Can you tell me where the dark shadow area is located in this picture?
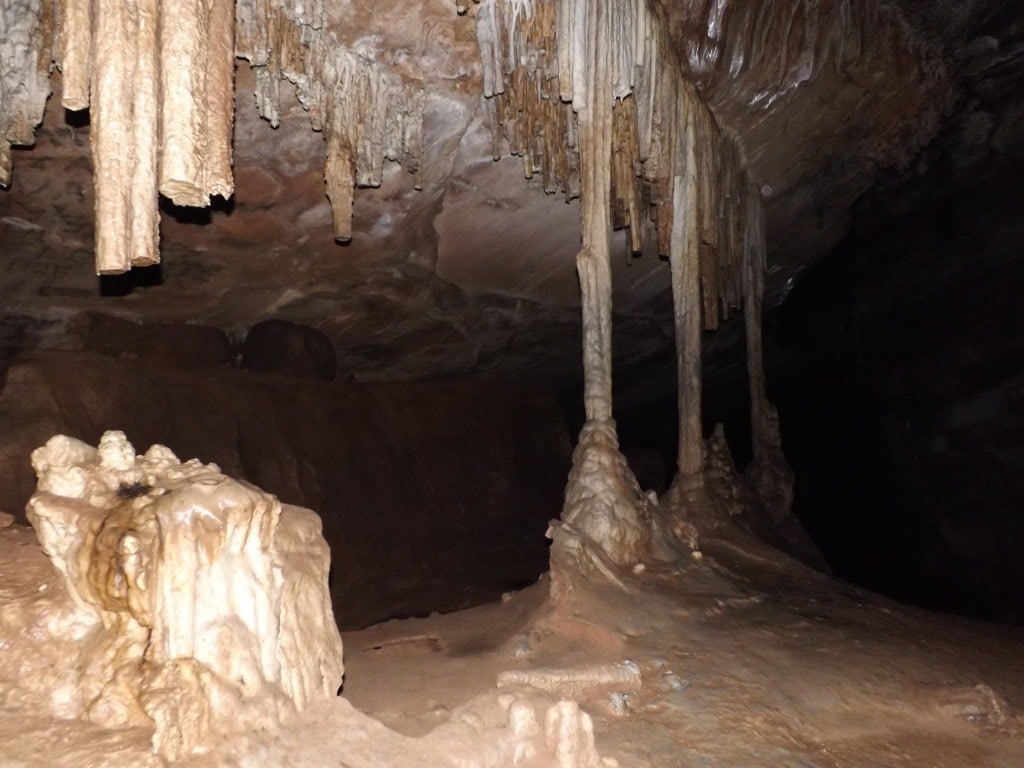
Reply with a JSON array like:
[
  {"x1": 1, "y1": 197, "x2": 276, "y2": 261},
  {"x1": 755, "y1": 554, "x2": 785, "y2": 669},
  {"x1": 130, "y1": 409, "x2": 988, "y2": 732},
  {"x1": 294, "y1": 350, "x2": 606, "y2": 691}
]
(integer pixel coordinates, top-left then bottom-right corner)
[
  {"x1": 768, "y1": 159, "x2": 1024, "y2": 625},
  {"x1": 99, "y1": 264, "x2": 163, "y2": 296},
  {"x1": 64, "y1": 108, "x2": 90, "y2": 128},
  {"x1": 159, "y1": 193, "x2": 235, "y2": 225}
]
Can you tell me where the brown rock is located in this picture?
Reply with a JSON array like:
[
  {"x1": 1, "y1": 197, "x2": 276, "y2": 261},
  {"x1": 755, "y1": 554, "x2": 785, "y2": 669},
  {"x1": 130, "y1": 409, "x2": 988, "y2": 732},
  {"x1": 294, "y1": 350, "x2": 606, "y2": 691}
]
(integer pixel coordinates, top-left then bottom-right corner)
[
  {"x1": 242, "y1": 319, "x2": 337, "y2": 381},
  {"x1": 80, "y1": 313, "x2": 235, "y2": 370}
]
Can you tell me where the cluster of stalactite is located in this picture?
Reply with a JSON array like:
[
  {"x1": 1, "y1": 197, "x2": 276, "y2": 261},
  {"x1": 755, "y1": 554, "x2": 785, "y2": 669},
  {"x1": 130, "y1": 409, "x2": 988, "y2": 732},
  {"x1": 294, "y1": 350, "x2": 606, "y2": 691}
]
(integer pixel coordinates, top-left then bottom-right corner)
[
  {"x1": 236, "y1": 0, "x2": 425, "y2": 242},
  {"x1": 476, "y1": 0, "x2": 760, "y2": 334},
  {"x1": 1, "y1": 0, "x2": 425, "y2": 271},
  {"x1": 49, "y1": 0, "x2": 237, "y2": 273},
  {"x1": 475, "y1": 0, "x2": 786, "y2": 560},
  {"x1": 0, "y1": 0, "x2": 53, "y2": 189}
]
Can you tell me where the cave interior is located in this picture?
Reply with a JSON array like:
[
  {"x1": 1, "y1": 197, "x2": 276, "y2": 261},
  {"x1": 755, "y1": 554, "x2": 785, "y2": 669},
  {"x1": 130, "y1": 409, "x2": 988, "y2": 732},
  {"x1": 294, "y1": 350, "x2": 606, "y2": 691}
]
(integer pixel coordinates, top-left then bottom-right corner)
[{"x1": 1, "y1": 0, "x2": 1023, "y2": 765}]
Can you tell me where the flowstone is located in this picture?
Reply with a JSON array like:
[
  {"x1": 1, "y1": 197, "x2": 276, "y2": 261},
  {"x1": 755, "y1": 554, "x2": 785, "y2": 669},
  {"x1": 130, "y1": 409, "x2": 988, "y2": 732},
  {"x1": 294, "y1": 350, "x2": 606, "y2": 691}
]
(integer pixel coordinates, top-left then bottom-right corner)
[{"x1": 26, "y1": 430, "x2": 344, "y2": 761}]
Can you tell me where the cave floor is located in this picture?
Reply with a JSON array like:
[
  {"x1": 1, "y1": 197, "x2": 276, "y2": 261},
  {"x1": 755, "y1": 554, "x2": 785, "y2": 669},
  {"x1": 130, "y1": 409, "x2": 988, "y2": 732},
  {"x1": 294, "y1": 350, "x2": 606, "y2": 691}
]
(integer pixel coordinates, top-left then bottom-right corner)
[
  {"x1": 1, "y1": 521, "x2": 1023, "y2": 767},
  {"x1": 337, "y1": 533, "x2": 1024, "y2": 767}
]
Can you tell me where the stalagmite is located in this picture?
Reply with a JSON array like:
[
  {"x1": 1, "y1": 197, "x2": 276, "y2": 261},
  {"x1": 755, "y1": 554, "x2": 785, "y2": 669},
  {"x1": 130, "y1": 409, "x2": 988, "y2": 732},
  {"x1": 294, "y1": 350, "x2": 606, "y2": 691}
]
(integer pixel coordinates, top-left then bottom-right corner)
[{"x1": 26, "y1": 431, "x2": 344, "y2": 762}]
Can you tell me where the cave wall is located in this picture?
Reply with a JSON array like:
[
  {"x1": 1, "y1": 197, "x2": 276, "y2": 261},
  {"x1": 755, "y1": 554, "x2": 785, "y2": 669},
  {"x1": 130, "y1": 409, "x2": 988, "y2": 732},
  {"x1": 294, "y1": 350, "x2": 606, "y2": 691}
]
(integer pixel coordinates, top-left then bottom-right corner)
[
  {"x1": 769, "y1": 158, "x2": 1024, "y2": 624},
  {"x1": 0, "y1": 347, "x2": 571, "y2": 629}
]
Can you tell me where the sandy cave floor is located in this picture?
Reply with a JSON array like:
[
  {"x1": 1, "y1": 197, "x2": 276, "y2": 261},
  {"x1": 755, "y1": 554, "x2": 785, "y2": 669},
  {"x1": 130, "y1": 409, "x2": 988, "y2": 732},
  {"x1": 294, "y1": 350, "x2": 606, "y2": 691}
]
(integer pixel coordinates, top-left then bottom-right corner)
[{"x1": 2, "y1": 519, "x2": 1023, "y2": 767}]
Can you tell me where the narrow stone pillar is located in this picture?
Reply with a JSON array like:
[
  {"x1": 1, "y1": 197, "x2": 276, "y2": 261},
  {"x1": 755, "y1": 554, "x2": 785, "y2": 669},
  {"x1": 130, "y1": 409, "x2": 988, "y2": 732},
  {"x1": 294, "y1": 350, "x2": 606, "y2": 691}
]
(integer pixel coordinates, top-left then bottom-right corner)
[
  {"x1": 669, "y1": 94, "x2": 705, "y2": 488},
  {"x1": 559, "y1": 0, "x2": 650, "y2": 569},
  {"x1": 742, "y1": 185, "x2": 794, "y2": 522},
  {"x1": 742, "y1": 185, "x2": 770, "y2": 457}
]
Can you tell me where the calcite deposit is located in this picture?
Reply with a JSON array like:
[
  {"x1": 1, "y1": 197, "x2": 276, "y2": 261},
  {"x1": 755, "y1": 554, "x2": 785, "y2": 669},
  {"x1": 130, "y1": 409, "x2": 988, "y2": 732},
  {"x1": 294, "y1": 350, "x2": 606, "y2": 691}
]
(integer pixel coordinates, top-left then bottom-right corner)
[{"x1": 24, "y1": 431, "x2": 344, "y2": 760}]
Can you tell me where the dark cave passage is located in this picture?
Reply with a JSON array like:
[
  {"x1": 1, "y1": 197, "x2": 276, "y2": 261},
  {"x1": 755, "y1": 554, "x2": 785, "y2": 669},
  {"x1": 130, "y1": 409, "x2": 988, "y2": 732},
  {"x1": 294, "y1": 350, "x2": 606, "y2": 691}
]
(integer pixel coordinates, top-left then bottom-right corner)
[{"x1": 766, "y1": 160, "x2": 1024, "y2": 625}]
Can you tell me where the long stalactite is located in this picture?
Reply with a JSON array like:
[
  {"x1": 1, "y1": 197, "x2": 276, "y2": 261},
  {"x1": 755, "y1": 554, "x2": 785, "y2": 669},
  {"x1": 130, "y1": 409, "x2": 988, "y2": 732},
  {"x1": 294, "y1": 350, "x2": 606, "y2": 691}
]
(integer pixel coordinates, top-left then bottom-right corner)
[{"x1": 0, "y1": 0, "x2": 52, "y2": 189}]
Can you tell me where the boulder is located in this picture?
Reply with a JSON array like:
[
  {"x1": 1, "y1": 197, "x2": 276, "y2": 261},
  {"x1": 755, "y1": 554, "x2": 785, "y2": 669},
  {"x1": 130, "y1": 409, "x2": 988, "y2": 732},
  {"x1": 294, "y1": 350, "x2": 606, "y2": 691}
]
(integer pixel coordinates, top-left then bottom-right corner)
[
  {"x1": 241, "y1": 319, "x2": 337, "y2": 381},
  {"x1": 80, "y1": 313, "x2": 235, "y2": 370}
]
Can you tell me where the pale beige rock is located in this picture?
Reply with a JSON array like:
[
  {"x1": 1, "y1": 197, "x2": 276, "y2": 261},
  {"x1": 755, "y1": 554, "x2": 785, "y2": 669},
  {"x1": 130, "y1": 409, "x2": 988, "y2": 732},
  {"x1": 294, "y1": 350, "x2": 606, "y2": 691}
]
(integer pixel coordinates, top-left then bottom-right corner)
[
  {"x1": 90, "y1": 0, "x2": 133, "y2": 274},
  {"x1": 0, "y1": 0, "x2": 52, "y2": 186},
  {"x1": 160, "y1": 0, "x2": 216, "y2": 206},
  {"x1": 560, "y1": 420, "x2": 651, "y2": 568},
  {"x1": 543, "y1": 701, "x2": 608, "y2": 768},
  {"x1": 129, "y1": 0, "x2": 160, "y2": 268},
  {"x1": 26, "y1": 430, "x2": 344, "y2": 761},
  {"x1": 59, "y1": 0, "x2": 91, "y2": 110},
  {"x1": 497, "y1": 660, "x2": 641, "y2": 698}
]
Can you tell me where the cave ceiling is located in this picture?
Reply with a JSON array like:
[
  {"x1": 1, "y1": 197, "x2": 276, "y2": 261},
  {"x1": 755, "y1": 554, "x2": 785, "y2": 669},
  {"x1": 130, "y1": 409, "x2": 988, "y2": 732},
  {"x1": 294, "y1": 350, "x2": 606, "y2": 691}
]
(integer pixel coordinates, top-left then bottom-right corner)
[{"x1": 0, "y1": 0, "x2": 1020, "y2": 397}]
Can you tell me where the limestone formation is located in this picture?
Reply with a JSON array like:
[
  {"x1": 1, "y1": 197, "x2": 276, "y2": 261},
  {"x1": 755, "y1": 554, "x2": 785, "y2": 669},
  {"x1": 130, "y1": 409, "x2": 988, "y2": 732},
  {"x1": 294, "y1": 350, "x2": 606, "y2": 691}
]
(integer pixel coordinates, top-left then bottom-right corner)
[
  {"x1": 476, "y1": 0, "x2": 788, "y2": 559},
  {"x1": 25, "y1": 431, "x2": 344, "y2": 761},
  {"x1": 0, "y1": 0, "x2": 53, "y2": 188},
  {"x1": 234, "y1": 0, "x2": 425, "y2": 242}
]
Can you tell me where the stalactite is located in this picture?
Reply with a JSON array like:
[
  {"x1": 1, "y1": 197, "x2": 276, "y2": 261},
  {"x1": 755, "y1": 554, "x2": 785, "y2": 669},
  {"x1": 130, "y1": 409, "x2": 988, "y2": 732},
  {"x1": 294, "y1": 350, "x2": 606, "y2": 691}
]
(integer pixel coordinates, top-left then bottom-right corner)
[
  {"x1": 0, "y1": 140, "x2": 11, "y2": 189},
  {"x1": 0, "y1": 0, "x2": 53, "y2": 189},
  {"x1": 205, "y1": 0, "x2": 236, "y2": 200},
  {"x1": 91, "y1": 0, "x2": 137, "y2": 274},
  {"x1": 324, "y1": 121, "x2": 355, "y2": 243},
  {"x1": 576, "y1": 0, "x2": 615, "y2": 424},
  {"x1": 129, "y1": 0, "x2": 159, "y2": 269},
  {"x1": 59, "y1": 0, "x2": 91, "y2": 110},
  {"x1": 235, "y1": 2, "x2": 425, "y2": 243},
  {"x1": 159, "y1": 0, "x2": 235, "y2": 207}
]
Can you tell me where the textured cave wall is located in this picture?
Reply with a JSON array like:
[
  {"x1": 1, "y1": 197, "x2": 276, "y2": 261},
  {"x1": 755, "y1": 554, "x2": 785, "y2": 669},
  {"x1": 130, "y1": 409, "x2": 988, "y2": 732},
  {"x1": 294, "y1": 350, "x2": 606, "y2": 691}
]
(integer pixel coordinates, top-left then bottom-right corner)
[
  {"x1": 766, "y1": 6, "x2": 1024, "y2": 624},
  {"x1": 0, "y1": 345, "x2": 571, "y2": 629},
  {"x1": 769, "y1": 155, "x2": 1024, "y2": 623}
]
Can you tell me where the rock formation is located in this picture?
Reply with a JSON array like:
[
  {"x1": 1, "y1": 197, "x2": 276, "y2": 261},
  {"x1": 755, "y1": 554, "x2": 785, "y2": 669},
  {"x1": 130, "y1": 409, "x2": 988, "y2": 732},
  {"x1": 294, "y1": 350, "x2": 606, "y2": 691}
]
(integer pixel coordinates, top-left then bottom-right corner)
[{"x1": 24, "y1": 431, "x2": 343, "y2": 760}]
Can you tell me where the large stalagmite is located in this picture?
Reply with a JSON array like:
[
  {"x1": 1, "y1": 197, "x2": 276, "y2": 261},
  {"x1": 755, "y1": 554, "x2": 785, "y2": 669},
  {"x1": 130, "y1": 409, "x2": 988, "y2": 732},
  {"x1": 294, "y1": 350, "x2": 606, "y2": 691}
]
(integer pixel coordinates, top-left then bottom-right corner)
[{"x1": 25, "y1": 431, "x2": 344, "y2": 761}]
